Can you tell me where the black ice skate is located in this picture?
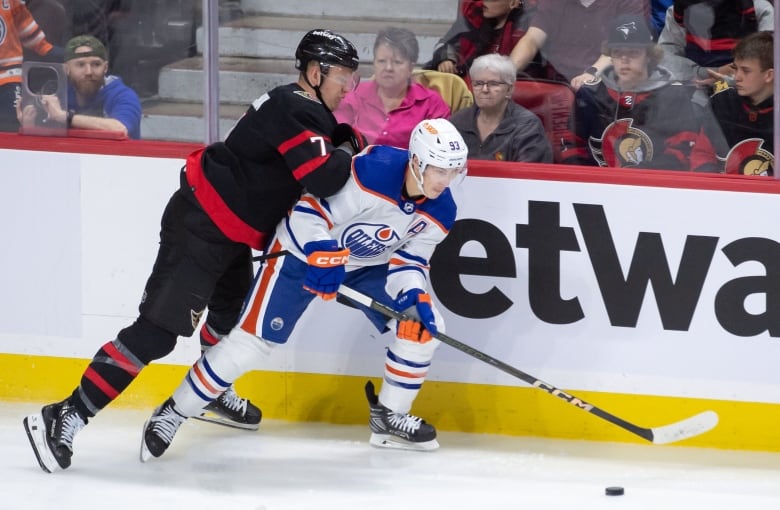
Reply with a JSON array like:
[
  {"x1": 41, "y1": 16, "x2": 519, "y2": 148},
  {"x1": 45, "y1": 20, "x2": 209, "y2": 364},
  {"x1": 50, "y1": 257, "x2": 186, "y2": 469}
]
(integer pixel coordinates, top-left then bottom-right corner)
[
  {"x1": 192, "y1": 385, "x2": 262, "y2": 430},
  {"x1": 365, "y1": 380, "x2": 439, "y2": 451},
  {"x1": 140, "y1": 398, "x2": 187, "y2": 462},
  {"x1": 23, "y1": 398, "x2": 87, "y2": 473}
]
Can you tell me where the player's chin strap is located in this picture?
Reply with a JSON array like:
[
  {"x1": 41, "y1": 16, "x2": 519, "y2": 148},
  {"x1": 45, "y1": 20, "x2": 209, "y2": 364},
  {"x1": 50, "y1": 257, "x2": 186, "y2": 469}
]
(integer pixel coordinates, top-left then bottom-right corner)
[
  {"x1": 302, "y1": 64, "x2": 332, "y2": 113},
  {"x1": 408, "y1": 160, "x2": 429, "y2": 199},
  {"x1": 336, "y1": 285, "x2": 720, "y2": 446}
]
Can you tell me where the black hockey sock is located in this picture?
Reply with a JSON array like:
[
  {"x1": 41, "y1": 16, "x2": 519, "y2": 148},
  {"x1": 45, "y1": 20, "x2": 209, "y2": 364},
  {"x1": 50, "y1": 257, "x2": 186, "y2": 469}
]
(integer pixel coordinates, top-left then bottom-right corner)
[{"x1": 73, "y1": 317, "x2": 176, "y2": 417}]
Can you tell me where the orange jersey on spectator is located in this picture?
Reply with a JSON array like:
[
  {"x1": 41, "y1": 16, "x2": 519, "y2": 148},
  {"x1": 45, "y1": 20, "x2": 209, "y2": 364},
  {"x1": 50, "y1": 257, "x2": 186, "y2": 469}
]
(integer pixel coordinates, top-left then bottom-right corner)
[{"x1": 0, "y1": 0, "x2": 53, "y2": 86}]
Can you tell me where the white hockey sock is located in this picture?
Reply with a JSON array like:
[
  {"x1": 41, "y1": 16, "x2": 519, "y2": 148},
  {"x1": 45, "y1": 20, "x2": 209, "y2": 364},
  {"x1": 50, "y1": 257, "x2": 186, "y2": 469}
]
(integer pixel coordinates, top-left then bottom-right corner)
[
  {"x1": 173, "y1": 327, "x2": 275, "y2": 417},
  {"x1": 377, "y1": 336, "x2": 440, "y2": 414}
]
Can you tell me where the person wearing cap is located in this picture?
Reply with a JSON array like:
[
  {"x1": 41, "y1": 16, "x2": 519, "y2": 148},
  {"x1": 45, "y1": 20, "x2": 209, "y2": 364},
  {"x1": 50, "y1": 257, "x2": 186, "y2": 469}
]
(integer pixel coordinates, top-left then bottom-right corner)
[
  {"x1": 508, "y1": 0, "x2": 645, "y2": 90},
  {"x1": 30, "y1": 35, "x2": 142, "y2": 139},
  {"x1": 559, "y1": 15, "x2": 721, "y2": 171},
  {"x1": 22, "y1": 29, "x2": 364, "y2": 473}
]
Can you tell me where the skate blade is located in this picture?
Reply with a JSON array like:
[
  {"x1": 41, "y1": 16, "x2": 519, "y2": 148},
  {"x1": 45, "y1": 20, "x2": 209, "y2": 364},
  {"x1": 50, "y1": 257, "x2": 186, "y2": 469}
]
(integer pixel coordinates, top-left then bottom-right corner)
[
  {"x1": 23, "y1": 413, "x2": 59, "y2": 473},
  {"x1": 369, "y1": 432, "x2": 439, "y2": 452},
  {"x1": 139, "y1": 418, "x2": 154, "y2": 463},
  {"x1": 191, "y1": 412, "x2": 259, "y2": 431}
]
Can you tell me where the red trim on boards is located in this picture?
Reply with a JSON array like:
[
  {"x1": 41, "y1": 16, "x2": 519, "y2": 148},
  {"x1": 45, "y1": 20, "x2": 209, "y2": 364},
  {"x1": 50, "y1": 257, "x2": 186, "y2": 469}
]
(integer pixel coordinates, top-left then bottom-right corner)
[
  {"x1": 0, "y1": 132, "x2": 202, "y2": 159},
  {"x1": 1, "y1": 132, "x2": 778, "y2": 194},
  {"x1": 468, "y1": 160, "x2": 780, "y2": 195}
]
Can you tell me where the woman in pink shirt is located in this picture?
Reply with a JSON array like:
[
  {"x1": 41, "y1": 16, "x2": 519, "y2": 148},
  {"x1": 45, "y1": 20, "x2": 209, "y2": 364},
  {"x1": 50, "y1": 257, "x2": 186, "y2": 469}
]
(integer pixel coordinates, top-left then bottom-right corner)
[{"x1": 335, "y1": 27, "x2": 451, "y2": 148}]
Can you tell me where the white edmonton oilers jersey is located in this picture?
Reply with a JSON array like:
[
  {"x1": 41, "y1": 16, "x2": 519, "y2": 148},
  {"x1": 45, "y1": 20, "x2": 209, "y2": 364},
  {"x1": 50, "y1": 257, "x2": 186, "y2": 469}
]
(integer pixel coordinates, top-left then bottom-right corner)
[{"x1": 275, "y1": 144, "x2": 457, "y2": 295}]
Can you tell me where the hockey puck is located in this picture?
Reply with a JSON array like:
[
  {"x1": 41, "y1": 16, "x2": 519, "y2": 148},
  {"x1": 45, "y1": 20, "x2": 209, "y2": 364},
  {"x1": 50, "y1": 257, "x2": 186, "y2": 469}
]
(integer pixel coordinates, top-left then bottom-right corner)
[{"x1": 605, "y1": 486, "x2": 625, "y2": 496}]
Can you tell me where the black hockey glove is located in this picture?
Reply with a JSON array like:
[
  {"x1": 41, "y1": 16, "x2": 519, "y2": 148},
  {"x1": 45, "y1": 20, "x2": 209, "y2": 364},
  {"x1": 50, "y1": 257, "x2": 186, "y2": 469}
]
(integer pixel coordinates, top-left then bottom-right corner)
[{"x1": 331, "y1": 123, "x2": 368, "y2": 155}]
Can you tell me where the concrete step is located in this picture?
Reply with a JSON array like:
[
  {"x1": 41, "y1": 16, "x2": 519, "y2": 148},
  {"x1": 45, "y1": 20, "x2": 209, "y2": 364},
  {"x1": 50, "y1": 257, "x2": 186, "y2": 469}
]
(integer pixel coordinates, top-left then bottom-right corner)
[
  {"x1": 158, "y1": 56, "x2": 378, "y2": 103},
  {"x1": 239, "y1": 0, "x2": 458, "y2": 21},
  {"x1": 159, "y1": 57, "x2": 295, "y2": 104},
  {"x1": 194, "y1": 15, "x2": 450, "y2": 61},
  {"x1": 141, "y1": 100, "x2": 247, "y2": 142},
  {"x1": 143, "y1": 6, "x2": 460, "y2": 142}
]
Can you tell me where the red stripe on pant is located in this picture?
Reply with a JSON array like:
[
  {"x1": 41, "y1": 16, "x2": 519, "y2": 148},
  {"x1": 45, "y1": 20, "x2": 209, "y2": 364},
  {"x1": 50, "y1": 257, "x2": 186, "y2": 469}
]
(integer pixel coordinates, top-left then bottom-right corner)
[{"x1": 83, "y1": 366, "x2": 120, "y2": 400}]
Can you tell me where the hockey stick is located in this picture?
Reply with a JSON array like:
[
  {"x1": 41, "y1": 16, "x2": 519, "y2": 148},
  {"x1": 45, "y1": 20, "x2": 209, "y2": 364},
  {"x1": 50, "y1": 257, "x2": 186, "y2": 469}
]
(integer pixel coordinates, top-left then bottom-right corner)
[
  {"x1": 252, "y1": 250, "x2": 290, "y2": 262},
  {"x1": 337, "y1": 286, "x2": 718, "y2": 445}
]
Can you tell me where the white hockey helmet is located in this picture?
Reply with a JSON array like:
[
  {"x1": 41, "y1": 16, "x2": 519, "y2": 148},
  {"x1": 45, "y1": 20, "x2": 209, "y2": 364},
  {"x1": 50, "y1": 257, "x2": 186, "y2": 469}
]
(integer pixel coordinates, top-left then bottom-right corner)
[{"x1": 408, "y1": 118, "x2": 469, "y2": 175}]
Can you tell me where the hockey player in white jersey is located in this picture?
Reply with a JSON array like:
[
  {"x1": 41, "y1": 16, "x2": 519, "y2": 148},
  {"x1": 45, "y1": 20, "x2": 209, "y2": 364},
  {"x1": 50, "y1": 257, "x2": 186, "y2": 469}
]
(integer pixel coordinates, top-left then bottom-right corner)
[{"x1": 140, "y1": 118, "x2": 468, "y2": 458}]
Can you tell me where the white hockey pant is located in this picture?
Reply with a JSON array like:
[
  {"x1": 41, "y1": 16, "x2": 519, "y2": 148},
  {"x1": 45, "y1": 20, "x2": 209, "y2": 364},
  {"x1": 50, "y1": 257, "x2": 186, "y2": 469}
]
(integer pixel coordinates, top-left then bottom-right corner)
[{"x1": 173, "y1": 327, "x2": 274, "y2": 417}]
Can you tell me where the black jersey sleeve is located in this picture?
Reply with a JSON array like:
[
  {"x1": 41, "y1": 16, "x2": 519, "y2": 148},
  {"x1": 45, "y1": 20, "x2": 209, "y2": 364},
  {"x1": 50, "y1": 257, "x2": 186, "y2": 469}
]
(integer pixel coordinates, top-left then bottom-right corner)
[{"x1": 225, "y1": 85, "x2": 352, "y2": 199}]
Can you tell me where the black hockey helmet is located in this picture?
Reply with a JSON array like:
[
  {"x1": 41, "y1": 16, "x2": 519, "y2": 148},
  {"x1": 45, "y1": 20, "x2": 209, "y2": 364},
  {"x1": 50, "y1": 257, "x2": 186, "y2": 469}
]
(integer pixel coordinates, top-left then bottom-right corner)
[{"x1": 295, "y1": 29, "x2": 359, "y2": 72}]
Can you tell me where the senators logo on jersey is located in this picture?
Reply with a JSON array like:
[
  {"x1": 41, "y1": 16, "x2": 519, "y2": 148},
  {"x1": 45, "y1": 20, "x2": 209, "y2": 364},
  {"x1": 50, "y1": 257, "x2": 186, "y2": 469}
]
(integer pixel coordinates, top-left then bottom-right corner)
[
  {"x1": 721, "y1": 138, "x2": 774, "y2": 176},
  {"x1": 589, "y1": 118, "x2": 654, "y2": 168}
]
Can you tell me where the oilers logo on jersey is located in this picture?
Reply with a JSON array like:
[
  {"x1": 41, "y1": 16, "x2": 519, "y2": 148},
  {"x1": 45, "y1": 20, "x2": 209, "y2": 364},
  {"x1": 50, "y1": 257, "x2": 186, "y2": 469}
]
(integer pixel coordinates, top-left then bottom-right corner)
[{"x1": 343, "y1": 223, "x2": 401, "y2": 259}]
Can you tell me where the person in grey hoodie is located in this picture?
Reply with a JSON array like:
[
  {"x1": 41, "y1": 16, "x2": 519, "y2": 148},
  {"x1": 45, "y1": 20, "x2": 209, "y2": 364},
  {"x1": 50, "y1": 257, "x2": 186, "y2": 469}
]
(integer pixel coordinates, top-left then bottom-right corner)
[
  {"x1": 451, "y1": 53, "x2": 552, "y2": 163},
  {"x1": 560, "y1": 15, "x2": 721, "y2": 172}
]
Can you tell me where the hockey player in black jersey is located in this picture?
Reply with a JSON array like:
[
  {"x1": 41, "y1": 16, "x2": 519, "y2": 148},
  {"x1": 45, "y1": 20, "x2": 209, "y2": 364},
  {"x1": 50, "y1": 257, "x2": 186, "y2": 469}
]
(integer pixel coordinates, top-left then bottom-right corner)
[
  {"x1": 23, "y1": 29, "x2": 366, "y2": 473},
  {"x1": 708, "y1": 31, "x2": 774, "y2": 176},
  {"x1": 560, "y1": 15, "x2": 721, "y2": 172}
]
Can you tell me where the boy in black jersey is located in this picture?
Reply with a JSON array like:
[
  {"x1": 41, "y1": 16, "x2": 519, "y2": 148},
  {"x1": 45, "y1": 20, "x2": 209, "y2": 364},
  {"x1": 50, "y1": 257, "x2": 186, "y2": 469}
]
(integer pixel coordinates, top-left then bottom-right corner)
[
  {"x1": 23, "y1": 29, "x2": 366, "y2": 473},
  {"x1": 709, "y1": 31, "x2": 774, "y2": 176}
]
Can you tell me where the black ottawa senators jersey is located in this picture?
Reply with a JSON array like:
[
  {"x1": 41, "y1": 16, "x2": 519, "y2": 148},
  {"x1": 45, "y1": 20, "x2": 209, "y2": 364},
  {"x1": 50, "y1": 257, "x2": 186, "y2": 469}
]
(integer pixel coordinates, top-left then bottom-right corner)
[
  {"x1": 183, "y1": 83, "x2": 352, "y2": 249},
  {"x1": 709, "y1": 87, "x2": 774, "y2": 176},
  {"x1": 569, "y1": 68, "x2": 720, "y2": 171}
]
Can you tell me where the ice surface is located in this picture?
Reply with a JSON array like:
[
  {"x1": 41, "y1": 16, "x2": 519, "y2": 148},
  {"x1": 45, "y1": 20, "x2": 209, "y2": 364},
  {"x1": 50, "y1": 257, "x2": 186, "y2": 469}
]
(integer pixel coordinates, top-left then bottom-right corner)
[{"x1": 4, "y1": 402, "x2": 780, "y2": 509}]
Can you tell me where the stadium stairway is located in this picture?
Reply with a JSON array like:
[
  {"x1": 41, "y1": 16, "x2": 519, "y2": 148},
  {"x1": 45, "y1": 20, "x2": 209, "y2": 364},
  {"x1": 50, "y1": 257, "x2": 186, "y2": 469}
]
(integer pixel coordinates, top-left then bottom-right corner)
[{"x1": 140, "y1": 0, "x2": 458, "y2": 142}]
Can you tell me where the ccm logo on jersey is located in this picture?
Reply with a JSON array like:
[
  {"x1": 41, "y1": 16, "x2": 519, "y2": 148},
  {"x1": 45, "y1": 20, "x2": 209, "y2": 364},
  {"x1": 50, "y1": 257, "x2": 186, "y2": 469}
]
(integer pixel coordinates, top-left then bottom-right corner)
[{"x1": 312, "y1": 254, "x2": 350, "y2": 266}]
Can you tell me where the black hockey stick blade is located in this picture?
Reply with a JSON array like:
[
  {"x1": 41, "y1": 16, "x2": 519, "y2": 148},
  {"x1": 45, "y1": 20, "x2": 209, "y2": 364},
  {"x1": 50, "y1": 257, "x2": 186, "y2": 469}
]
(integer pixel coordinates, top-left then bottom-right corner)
[
  {"x1": 337, "y1": 286, "x2": 719, "y2": 445},
  {"x1": 252, "y1": 250, "x2": 290, "y2": 262}
]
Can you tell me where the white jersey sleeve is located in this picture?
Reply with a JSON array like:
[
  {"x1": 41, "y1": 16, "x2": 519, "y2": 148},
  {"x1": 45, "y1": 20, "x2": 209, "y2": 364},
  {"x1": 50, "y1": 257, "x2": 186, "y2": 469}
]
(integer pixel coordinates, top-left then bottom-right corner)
[{"x1": 275, "y1": 145, "x2": 457, "y2": 299}]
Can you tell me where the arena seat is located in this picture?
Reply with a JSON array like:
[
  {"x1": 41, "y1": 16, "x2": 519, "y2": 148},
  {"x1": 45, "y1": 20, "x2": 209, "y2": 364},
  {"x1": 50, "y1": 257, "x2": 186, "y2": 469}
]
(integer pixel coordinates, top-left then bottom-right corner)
[{"x1": 512, "y1": 78, "x2": 575, "y2": 163}]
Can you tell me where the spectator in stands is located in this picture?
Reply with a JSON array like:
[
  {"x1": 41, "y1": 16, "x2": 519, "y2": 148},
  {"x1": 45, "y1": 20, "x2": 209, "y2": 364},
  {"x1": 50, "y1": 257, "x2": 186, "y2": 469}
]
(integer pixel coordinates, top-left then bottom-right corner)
[
  {"x1": 28, "y1": 35, "x2": 141, "y2": 138},
  {"x1": 658, "y1": 0, "x2": 774, "y2": 82},
  {"x1": 335, "y1": 27, "x2": 450, "y2": 148},
  {"x1": 451, "y1": 54, "x2": 551, "y2": 162},
  {"x1": 60, "y1": 0, "x2": 122, "y2": 45},
  {"x1": 650, "y1": 0, "x2": 673, "y2": 35},
  {"x1": 561, "y1": 15, "x2": 721, "y2": 171},
  {"x1": 508, "y1": 0, "x2": 645, "y2": 90},
  {"x1": 0, "y1": 0, "x2": 62, "y2": 132},
  {"x1": 25, "y1": 0, "x2": 68, "y2": 47},
  {"x1": 707, "y1": 31, "x2": 774, "y2": 176},
  {"x1": 426, "y1": 0, "x2": 546, "y2": 80}
]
